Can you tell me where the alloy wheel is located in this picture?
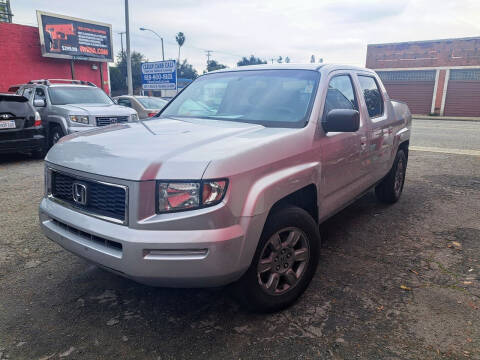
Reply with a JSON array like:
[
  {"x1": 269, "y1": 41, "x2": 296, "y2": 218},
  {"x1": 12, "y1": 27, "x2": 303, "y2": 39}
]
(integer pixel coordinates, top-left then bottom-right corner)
[{"x1": 257, "y1": 227, "x2": 310, "y2": 295}]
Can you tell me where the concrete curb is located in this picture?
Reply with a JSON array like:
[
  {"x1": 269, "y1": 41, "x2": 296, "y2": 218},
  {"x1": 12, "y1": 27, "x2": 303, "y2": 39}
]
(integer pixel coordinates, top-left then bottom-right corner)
[{"x1": 413, "y1": 115, "x2": 480, "y2": 122}]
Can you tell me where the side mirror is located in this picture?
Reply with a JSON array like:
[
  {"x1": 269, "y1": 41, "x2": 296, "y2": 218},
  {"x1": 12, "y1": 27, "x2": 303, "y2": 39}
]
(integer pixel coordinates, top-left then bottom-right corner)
[
  {"x1": 34, "y1": 99, "x2": 46, "y2": 107},
  {"x1": 322, "y1": 109, "x2": 360, "y2": 133}
]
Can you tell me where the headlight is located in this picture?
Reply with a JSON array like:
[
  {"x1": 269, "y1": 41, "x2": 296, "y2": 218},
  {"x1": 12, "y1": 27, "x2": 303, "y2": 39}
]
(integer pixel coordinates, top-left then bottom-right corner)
[
  {"x1": 157, "y1": 179, "x2": 228, "y2": 213},
  {"x1": 131, "y1": 113, "x2": 138, "y2": 121},
  {"x1": 69, "y1": 115, "x2": 90, "y2": 124}
]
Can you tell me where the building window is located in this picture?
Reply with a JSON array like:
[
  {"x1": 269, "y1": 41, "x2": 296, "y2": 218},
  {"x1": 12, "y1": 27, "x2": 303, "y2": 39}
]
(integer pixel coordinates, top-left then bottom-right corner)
[
  {"x1": 376, "y1": 70, "x2": 436, "y2": 82},
  {"x1": 450, "y1": 69, "x2": 480, "y2": 81}
]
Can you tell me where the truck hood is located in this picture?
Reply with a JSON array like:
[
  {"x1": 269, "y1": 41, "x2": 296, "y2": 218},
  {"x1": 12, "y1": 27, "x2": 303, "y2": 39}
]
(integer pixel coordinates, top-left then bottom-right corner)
[
  {"x1": 53, "y1": 103, "x2": 136, "y2": 116},
  {"x1": 45, "y1": 117, "x2": 292, "y2": 181}
]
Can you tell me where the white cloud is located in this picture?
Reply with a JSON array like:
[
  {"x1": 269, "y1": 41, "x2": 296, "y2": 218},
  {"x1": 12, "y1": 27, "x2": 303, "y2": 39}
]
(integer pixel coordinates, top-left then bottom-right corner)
[{"x1": 10, "y1": 0, "x2": 480, "y2": 72}]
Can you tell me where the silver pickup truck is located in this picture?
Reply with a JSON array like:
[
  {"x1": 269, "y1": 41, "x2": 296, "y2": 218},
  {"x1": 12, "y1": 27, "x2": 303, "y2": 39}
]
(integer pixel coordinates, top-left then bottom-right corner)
[
  {"x1": 11, "y1": 79, "x2": 138, "y2": 148},
  {"x1": 39, "y1": 64, "x2": 411, "y2": 312}
]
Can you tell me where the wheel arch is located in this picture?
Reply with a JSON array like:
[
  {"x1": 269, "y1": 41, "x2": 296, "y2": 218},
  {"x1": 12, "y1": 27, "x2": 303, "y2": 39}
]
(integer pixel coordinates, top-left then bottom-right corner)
[
  {"x1": 269, "y1": 184, "x2": 318, "y2": 223},
  {"x1": 47, "y1": 115, "x2": 68, "y2": 135},
  {"x1": 240, "y1": 162, "x2": 320, "y2": 221},
  {"x1": 398, "y1": 139, "x2": 409, "y2": 159}
]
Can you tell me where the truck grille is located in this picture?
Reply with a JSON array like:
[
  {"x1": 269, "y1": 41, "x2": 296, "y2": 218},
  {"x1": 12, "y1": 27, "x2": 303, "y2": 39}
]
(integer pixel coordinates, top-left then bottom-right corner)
[
  {"x1": 96, "y1": 116, "x2": 129, "y2": 126},
  {"x1": 51, "y1": 171, "x2": 127, "y2": 223}
]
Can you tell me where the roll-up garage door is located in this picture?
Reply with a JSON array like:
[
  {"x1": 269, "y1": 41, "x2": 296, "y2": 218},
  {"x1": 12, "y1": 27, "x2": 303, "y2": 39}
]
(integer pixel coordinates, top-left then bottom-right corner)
[
  {"x1": 376, "y1": 70, "x2": 436, "y2": 115},
  {"x1": 444, "y1": 69, "x2": 480, "y2": 117}
]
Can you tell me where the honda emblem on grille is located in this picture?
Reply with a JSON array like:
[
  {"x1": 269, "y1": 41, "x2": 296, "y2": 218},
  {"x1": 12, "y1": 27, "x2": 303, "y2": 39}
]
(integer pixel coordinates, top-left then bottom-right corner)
[
  {"x1": 109, "y1": 117, "x2": 117, "y2": 123},
  {"x1": 72, "y1": 182, "x2": 87, "y2": 205}
]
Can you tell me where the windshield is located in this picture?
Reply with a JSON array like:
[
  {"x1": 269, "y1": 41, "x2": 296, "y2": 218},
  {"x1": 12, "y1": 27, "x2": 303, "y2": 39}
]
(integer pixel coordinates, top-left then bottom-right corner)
[
  {"x1": 160, "y1": 69, "x2": 320, "y2": 128},
  {"x1": 48, "y1": 87, "x2": 113, "y2": 105},
  {"x1": 138, "y1": 97, "x2": 168, "y2": 109}
]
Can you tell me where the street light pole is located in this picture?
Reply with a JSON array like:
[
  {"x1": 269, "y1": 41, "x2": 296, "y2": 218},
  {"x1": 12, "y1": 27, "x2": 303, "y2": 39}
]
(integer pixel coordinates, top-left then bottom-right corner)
[
  {"x1": 124, "y1": 0, "x2": 133, "y2": 95},
  {"x1": 139, "y1": 27, "x2": 164, "y2": 61}
]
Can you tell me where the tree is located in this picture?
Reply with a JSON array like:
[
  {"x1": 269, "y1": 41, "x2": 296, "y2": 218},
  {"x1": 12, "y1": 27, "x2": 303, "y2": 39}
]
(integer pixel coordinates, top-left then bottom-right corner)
[
  {"x1": 178, "y1": 59, "x2": 198, "y2": 79},
  {"x1": 277, "y1": 56, "x2": 283, "y2": 63},
  {"x1": 310, "y1": 55, "x2": 315, "y2": 63},
  {"x1": 109, "y1": 51, "x2": 147, "y2": 93},
  {"x1": 207, "y1": 60, "x2": 227, "y2": 72},
  {"x1": 237, "y1": 55, "x2": 266, "y2": 66},
  {"x1": 285, "y1": 56, "x2": 290, "y2": 63},
  {"x1": 109, "y1": 65, "x2": 124, "y2": 93},
  {"x1": 318, "y1": 58, "x2": 323, "y2": 63},
  {"x1": 175, "y1": 32, "x2": 185, "y2": 65}
]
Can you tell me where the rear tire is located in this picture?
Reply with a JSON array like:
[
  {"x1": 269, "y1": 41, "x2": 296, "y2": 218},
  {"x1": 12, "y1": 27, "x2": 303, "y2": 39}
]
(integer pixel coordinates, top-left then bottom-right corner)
[
  {"x1": 375, "y1": 149, "x2": 407, "y2": 203},
  {"x1": 49, "y1": 125, "x2": 65, "y2": 148},
  {"x1": 232, "y1": 206, "x2": 320, "y2": 313}
]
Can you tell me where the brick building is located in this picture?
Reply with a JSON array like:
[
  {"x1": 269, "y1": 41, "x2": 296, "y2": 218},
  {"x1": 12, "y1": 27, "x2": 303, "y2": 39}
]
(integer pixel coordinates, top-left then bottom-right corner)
[
  {"x1": 366, "y1": 37, "x2": 480, "y2": 117},
  {"x1": 0, "y1": 22, "x2": 110, "y2": 94}
]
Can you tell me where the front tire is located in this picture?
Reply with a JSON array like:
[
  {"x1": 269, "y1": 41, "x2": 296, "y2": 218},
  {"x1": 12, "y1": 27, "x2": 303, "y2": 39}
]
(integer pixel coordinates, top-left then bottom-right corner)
[
  {"x1": 375, "y1": 149, "x2": 407, "y2": 203},
  {"x1": 232, "y1": 206, "x2": 320, "y2": 313},
  {"x1": 49, "y1": 125, "x2": 65, "y2": 148}
]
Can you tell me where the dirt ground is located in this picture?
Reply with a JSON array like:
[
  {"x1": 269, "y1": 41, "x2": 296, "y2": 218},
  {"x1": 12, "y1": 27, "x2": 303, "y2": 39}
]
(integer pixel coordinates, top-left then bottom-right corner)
[{"x1": 0, "y1": 120, "x2": 479, "y2": 359}]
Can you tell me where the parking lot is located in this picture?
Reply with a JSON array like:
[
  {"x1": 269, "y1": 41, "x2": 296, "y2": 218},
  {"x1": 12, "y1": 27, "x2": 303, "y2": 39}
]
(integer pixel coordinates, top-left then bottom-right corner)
[{"x1": 0, "y1": 119, "x2": 479, "y2": 360}]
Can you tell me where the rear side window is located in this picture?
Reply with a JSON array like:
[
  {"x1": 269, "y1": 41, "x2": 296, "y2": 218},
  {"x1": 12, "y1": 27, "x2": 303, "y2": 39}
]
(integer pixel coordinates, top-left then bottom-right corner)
[
  {"x1": 117, "y1": 98, "x2": 132, "y2": 107},
  {"x1": 358, "y1": 76, "x2": 383, "y2": 118},
  {"x1": 323, "y1": 75, "x2": 358, "y2": 117}
]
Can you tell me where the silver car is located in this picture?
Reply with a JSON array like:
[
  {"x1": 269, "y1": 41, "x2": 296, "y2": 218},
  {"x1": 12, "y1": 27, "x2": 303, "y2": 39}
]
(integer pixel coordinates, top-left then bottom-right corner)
[
  {"x1": 39, "y1": 64, "x2": 411, "y2": 312},
  {"x1": 114, "y1": 95, "x2": 168, "y2": 119},
  {"x1": 11, "y1": 79, "x2": 138, "y2": 148}
]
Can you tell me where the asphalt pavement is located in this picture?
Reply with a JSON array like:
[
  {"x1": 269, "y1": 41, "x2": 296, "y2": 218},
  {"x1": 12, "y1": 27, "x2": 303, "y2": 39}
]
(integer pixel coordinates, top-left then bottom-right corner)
[{"x1": 0, "y1": 119, "x2": 479, "y2": 360}]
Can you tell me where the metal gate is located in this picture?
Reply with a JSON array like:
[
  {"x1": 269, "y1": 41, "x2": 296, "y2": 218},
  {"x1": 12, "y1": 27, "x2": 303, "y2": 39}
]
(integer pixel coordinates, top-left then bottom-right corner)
[
  {"x1": 444, "y1": 69, "x2": 480, "y2": 117},
  {"x1": 377, "y1": 70, "x2": 436, "y2": 115}
]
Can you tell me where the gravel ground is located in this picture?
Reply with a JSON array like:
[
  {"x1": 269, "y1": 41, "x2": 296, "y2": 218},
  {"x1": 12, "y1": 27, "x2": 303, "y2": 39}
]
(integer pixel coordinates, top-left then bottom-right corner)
[{"x1": 0, "y1": 120, "x2": 479, "y2": 359}]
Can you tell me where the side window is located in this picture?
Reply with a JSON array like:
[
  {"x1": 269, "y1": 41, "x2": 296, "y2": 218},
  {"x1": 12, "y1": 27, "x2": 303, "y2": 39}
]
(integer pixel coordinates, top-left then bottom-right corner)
[
  {"x1": 22, "y1": 87, "x2": 35, "y2": 101},
  {"x1": 358, "y1": 76, "x2": 384, "y2": 118},
  {"x1": 35, "y1": 88, "x2": 46, "y2": 101},
  {"x1": 323, "y1": 75, "x2": 358, "y2": 117},
  {"x1": 117, "y1": 98, "x2": 132, "y2": 107}
]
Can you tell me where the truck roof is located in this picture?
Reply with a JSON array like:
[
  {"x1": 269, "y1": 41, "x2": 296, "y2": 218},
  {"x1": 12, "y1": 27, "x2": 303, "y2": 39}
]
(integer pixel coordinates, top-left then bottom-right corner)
[{"x1": 209, "y1": 63, "x2": 375, "y2": 74}]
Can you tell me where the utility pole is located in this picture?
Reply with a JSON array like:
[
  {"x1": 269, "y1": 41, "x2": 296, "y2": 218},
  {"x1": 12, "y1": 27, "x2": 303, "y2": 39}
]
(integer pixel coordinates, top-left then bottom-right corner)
[
  {"x1": 124, "y1": 0, "x2": 133, "y2": 95},
  {"x1": 0, "y1": 0, "x2": 13, "y2": 23},
  {"x1": 205, "y1": 50, "x2": 213, "y2": 72},
  {"x1": 118, "y1": 31, "x2": 126, "y2": 55},
  {"x1": 270, "y1": 58, "x2": 275, "y2": 64},
  {"x1": 205, "y1": 50, "x2": 213, "y2": 64}
]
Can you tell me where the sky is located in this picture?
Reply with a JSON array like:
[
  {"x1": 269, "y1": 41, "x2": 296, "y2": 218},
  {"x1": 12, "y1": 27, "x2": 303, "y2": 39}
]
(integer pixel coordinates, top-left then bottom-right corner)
[{"x1": 10, "y1": 0, "x2": 480, "y2": 73}]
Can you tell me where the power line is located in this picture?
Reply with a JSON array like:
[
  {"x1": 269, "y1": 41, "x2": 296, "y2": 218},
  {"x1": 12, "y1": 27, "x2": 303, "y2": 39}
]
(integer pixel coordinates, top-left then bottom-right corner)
[{"x1": 135, "y1": 31, "x2": 244, "y2": 60}]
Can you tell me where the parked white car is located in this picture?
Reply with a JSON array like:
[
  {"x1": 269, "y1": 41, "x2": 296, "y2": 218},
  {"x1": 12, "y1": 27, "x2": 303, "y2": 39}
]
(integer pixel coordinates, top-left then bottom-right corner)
[{"x1": 114, "y1": 95, "x2": 168, "y2": 119}]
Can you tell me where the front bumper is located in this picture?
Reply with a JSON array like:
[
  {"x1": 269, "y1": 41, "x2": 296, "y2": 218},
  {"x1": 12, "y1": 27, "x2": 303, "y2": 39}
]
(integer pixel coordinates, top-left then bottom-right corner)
[
  {"x1": 67, "y1": 126, "x2": 95, "y2": 134},
  {"x1": 39, "y1": 197, "x2": 256, "y2": 287}
]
